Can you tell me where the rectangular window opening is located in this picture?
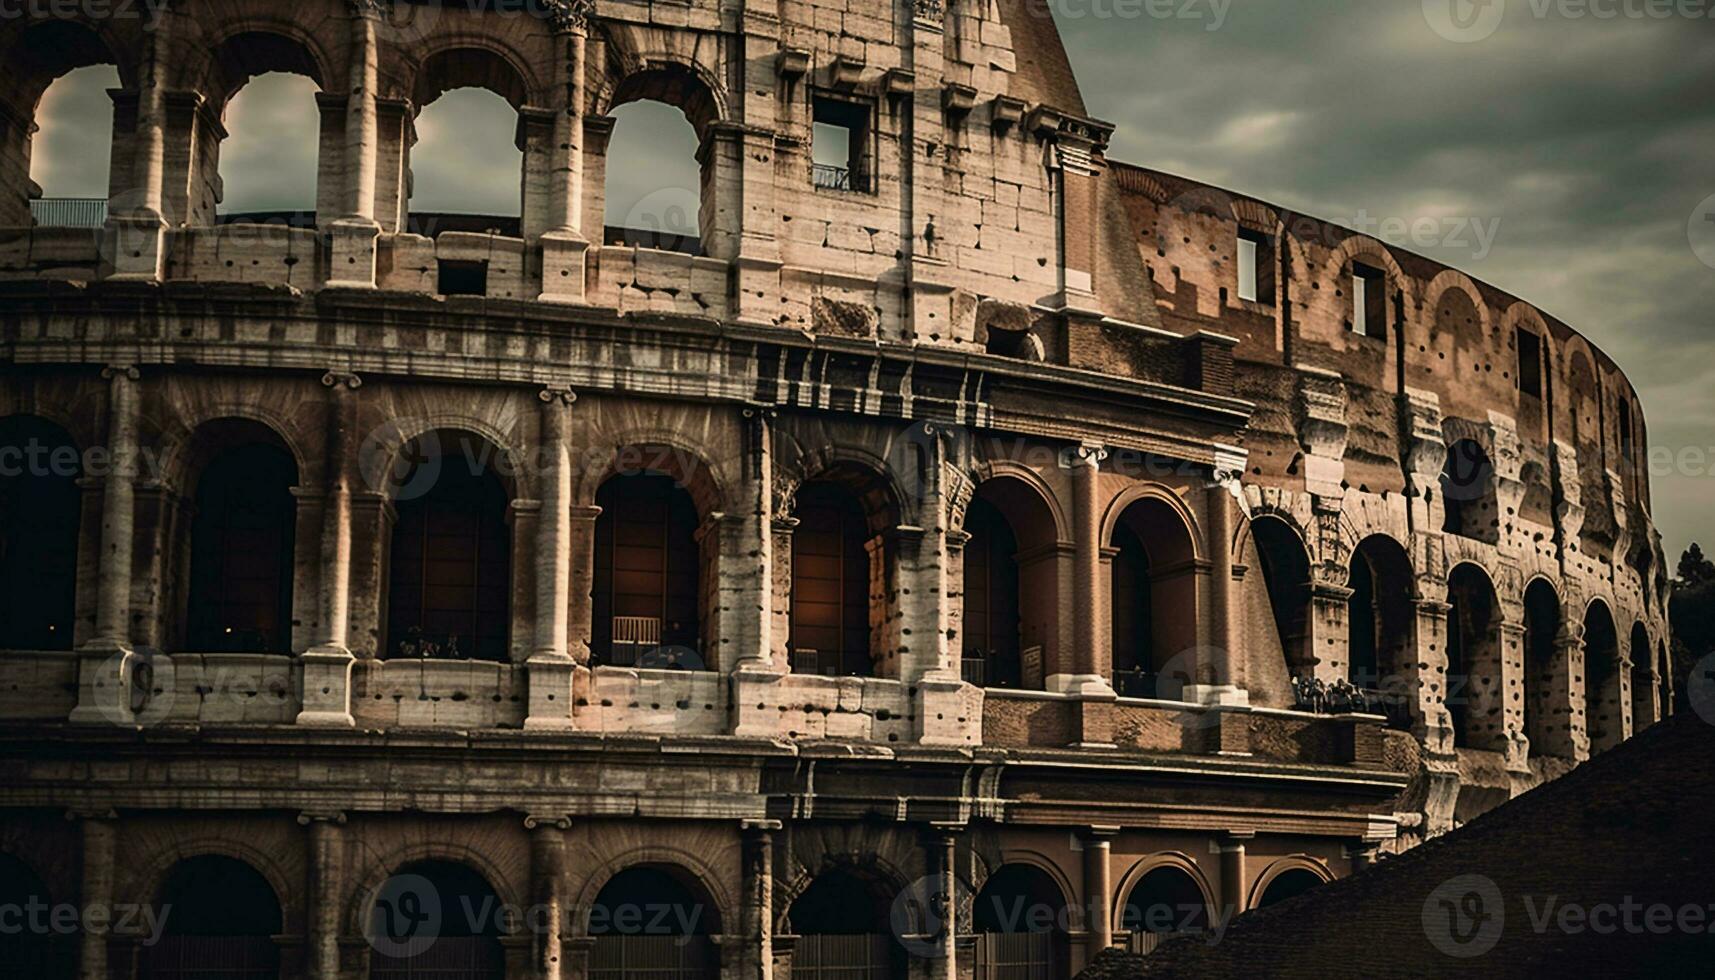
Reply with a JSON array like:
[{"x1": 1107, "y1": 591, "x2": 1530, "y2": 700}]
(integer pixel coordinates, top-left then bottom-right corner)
[
  {"x1": 1618, "y1": 398, "x2": 1634, "y2": 458},
  {"x1": 438, "y1": 259, "x2": 488, "y2": 297},
  {"x1": 1517, "y1": 328, "x2": 1544, "y2": 399},
  {"x1": 812, "y1": 96, "x2": 872, "y2": 194},
  {"x1": 1237, "y1": 228, "x2": 1276, "y2": 305},
  {"x1": 1352, "y1": 263, "x2": 1387, "y2": 338}
]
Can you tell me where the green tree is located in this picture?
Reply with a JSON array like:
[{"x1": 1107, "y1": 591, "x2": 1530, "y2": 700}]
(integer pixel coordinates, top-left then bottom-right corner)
[{"x1": 1670, "y1": 544, "x2": 1715, "y2": 712}]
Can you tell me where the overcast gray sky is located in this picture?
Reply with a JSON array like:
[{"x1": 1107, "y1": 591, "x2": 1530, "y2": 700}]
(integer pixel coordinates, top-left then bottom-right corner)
[{"x1": 29, "y1": 2, "x2": 1714, "y2": 562}]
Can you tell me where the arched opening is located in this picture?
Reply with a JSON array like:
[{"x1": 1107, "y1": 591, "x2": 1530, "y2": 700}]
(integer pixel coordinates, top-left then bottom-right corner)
[
  {"x1": 1629, "y1": 623, "x2": 1655, "y2": 732},
  {"x1": 1120, "y1": 866, "x2": 1210, "y2": 954},
  {"x1": 183, "y1": 422, "x2": 299, "y2": 654},
  {"x1": 1109, "y1": 497, "x2": 1198, "y2": 699},
  {"x1": 1523, "y1": 579, "x2": 1566, "y2": 758},
  {"x1": 140, "y1": 855, "x2": 282, "y2": 980},
  {"x1": 384, "y1": 431, "x2": 513, "y2": 662},
  {"x1": 963, "y1": 478, "x2": 1059, "y2": 690},
  {"x1": 4, "y1": 20, "x2": 120, "y2": 227},
  {"x1": 209, "y1": 33, "x2": 326, "y2": 223},
  {"x1": 788, "y1": 867, "x2": 905, "y2": 980},
  {"x1": 593, "y1": 472, "x2": 704, "y2": 669},
  {"x1": 1253, "y1": 868, "x2": 1325, "y2": 909},
  {"x1": 1440, "y1": 439, "x2": 1499, "y2": 544},
  {"x1": 1249, "y1": 516, "x2": 1312, "y2": 679},
  {"x1": 1446, "y1": 563, "x2": 1504, "y2": 750},
  {"x1": 789, "y1": 471, "x2": 899, "y2": 679},
  {"x1": 0, "y1": 416, "x2": 81, "y2": 650},
  {"x1": 969, "y1": 864, "x2": 1070, "y2": 979},
  {"x1": 369, "y1": 860, "x2": 505, "y2": 980},
  {"x1": 0, "y1": 854, "x2": 67, "y2": 975},
  {"x1": 589, "y1": 865, "x2": 719, "y2": 980},
  {"x1": 29, "y1": 63, "x2": 120, "y2": 227},
  {"x1": 407, "y1": 48, "x2": 528, "y2": 238},
  {"x1": 963, "y1": 498, "x2": 1020, "y2": 687},
  {"x1": 602, "y1": 67, "x2": 718, "y2": 254},
  {"x1": 1346, "y1": 536, "x2": 1414, "y2": 727},
  {"x1": 1583, "y1": 600, "x2": 1622, "y2": 754}
]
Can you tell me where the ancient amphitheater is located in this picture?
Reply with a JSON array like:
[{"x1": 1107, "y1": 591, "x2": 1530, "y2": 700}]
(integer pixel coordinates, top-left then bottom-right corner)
[{"x1": 0, "y1": 1, "x2": 1673, "y2": 978}]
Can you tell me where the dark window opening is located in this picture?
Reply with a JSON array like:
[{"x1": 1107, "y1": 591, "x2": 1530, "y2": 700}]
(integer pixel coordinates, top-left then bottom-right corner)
[
  {"x1": 1523, "y1": 579, "x2": 1563, "y2": 758},
  {"x1": 790, "y1": 482, "x2": 874, "y2": 678},
  {"x1": 369, "y1": 861, "x2": 505, "y2": 980},
  {"x1": 1110, "y1": 523, "x2": 1159, "y2": 698},
  {"x1": 962, "y1": 497, "x2": 1022, "y2": 689},
  {"x1": 0, "y1": 417, "x2": 81, "y2": 650},
  {"x1": 1517, "y1": 328, "x2": 1544, "y2": 399},
  {"x1": 140, "y1": 856, "x2": 282, "y2": 980},
  {"x1": 1255, "y1": 869, "x2": 1325, "y2": 909},
  {"x1": 186, "y1": 443, "x2": 299, "y2": 653},
  {"x1": 593, "y1": 473, "x2": 703, "y2": 669},
  {"x1": 813, "y1": 96, "x2": 872, "y2": 193},
  {"x1": 972, "y1": 865, "x2": 1070, "y2": 979},
  {"x1": 438, "y1": 259, "x2": 489, "y2": 296},
  {"x1": 386, "y1": 449, "x2": 511, "y2": 662},
  {"x1": 590, "y1": 867, "x2": 718, "y2": 980},
  {"x1": 1352, "y1": 262, "x2": 1387, "y2": 338},
  {"x1": 1618, "y1": 398, "x2": 1634, "y2": 459},
  {"x1": 789, "y1": 869, "x2": 906, "y2": 980},
  {"x1": 1121, "y1": 867, "x2": 1209, "y2": 954},
  {"x1": 1237, "y1": 228, "x2": 1275, "y2": 305}
]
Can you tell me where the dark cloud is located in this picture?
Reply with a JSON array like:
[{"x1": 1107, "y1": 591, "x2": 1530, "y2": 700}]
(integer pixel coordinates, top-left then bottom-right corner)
[{"x1": 27, "y1": 3, "x2": 1714, "y2": 557}]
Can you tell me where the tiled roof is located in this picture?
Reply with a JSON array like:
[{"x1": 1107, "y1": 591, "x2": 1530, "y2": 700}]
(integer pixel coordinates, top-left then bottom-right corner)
[{"x1": 1078, "y1": 710, "x2": 1715, "y2": 978}]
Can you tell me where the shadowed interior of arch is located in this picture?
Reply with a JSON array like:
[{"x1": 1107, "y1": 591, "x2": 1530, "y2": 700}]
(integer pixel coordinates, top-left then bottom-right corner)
[
  {"x1": 788, "y1": 867, "x2": 906, "y2": 979},
  {"x1": 140, "y1": 855, "x2": 281, "y2": 980},
  {"x1": 0, "y1": 415, "x2": 81, "y2": 651},
  {"x1": 593, "y1": 472, "x2": 704, "y2": 669},
  {"x1": 970, "y1": 863, "x2": 1072, "y2": 979},
  {"x1": 369, "y1": 860, "x2": 504, "y2": 980},
  {"x1": 588, "y1": 865, "x2": 719, "y2": 980},
  {"x1": 1120, "y1": 865, "x2": 1210, "y2": 951},
  {"x1": 1110, "y1": 496, "x2": 1198, "y2": 699}
]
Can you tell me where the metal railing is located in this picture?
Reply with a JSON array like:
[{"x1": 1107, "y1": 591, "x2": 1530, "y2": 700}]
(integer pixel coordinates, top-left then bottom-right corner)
[
  {"x1": 791, "y1": 934, "x2": 897, "y2": 980},
  {"x1": 589, "y1": 935, "x2": 716, "y2": 980},
  {"x1": 29, "y1": 198, "x2": 107, "y2": 228},
  {"x1": 813, "y1": 163, "x2": 870, "y2": 193}
]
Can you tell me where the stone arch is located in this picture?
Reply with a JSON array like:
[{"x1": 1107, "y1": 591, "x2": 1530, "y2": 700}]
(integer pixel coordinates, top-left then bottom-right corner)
[
  {"x1": 968, "y1": 460, "x2": 1069, "y2": 545},
  {"x1": 1582, "y1": 597, "x2": 1623, "y2": 753},
  {"x1": 775, "y1": 851, "x2": 912, "y2": 934},
  {"x1": 597, "y1": 58, "x2": 726, "y2": 141},
  {"x1": 781, "y1": 445, "x2": 914, "y2": 534},
  {"x1": 1447, "y1": 562, "x2": 1506, "y2": 751},
  {"x1": 125, "y1": 836, "x2": 297, "y2": 931},
  {"x1": 343, "y1": 840, "x2": 525, "y2": 939},
  {"x1": 1629, "y1": 620, "x2": 1656, "y2": 732},
  {"x1": 358, "y1": 414, "x2": 531, "y2": 503},
  {"x1": 1440, "y1": 435, "x2": 1500, "y2": 544},
  {"x1": 1422, "y1": 270, "x2": 1494, "y2": 340},
  {"x1": 1115, "y1": 853, "x2": 1216, "y2": 939},
  {"x1": 962, "y1": 471, "x2": 1065, "y2": 688},
  {"x1": 572, "y1": 845, "x2": 736, "y2": 936},
  {"x1": 1104, "y1": 487, "x2": 1205, "y2": 695},
  {"x1": 1521, "y1": 575, "x2": 1569, "y2": 758},
  {"x1": 2, "y1": 18, "x2": 132, "y2": 225},
  {"x1": 410, "y1": 41, "x2": 537, "y2": 112},
  {"x1": 993, "y1": 848, "x2": 1083, "y2": 931},
  {"x1": 155, "y1": 406, "x2": 311, "y2": 498},
  {"x1": 200, "y1": 25, "x2": 332, "y2": 113},
  {"x1": 575, "y1": 434, "x2": 730, "y2": 520},
  {"x1": 1246, "y1": 856, "x2": 1332, "y2": 910},
  {"x1": 1345, "y1": 534, "x2": 1415, "y2": 710},
  {"x1": 1246, "y1": 513, "x2": 1314, "y2": 678}
]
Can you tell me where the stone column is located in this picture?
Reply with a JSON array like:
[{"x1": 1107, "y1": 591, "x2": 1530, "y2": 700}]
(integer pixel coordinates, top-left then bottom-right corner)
[
  {"x1": 73, "y1": 810, "x2": 117, "y2": 980},
  {"x1": 300, "y1": 373, "x2": 361, "y2": 727},
  {"x1": 727, "y1": 409, "x2": 775, "y2": 675},
  {"x1": 738, "y1": 820, "x2": 780, "y2": 980},
  {"x1": 107, "y1": 9, "x2": 168, "y2": 280},
  {"x1": 526, "y1": 814, "x2": 571, "y2": 980},
  {"x1": 327, "y1": 0, "x2": 383, "y2": 288},
  {"x1": 1307, "y1": 582, "x2": 1353, "y2": 685},
  {"x1": 1082, "y1": 828, "x2": 1115, "y2": 955},
  {"x1": 1217, "y1": 832, "x2": 1251, "y2": 920},
  {"x1": 539, "y1": 0, "x2": 592, "y2": 302},
  {"x1": 70, "y1": 367, "x2": 139, "y2": 725},
  {"x1": 300, "y1": 811, "x2": 346, "y2": 980},
  {"x1": 568, "y1": 504, "x2": 601, "y2": 668},
  {"x1": 926, "y1": 827, "x2": 959, "y2": 979},
  {"x1": 528, "y1": 388, "x2": 578, "y2": 730},
  {"x1": 769, "y1": 517, "x2": 797, "y2": 671},
  {"x1": 1411, "y1": 599, "x2": 1454, "y2": 754},
  {"x1": 1062, "y1": 446, "x2": 1115, "y2": 746},
  {"x1": 1497, "y1": 620, "x2": 1531, "y2": 769},
  {"x1": 1187, "y1": 478, "x2": 1247, "y2": 706},
  {"x1": 1556, "y1": 619, "x2": 1589, "y2": 761}
]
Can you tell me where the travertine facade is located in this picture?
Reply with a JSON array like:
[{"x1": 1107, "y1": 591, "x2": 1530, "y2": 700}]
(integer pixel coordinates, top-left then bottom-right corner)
[{"x1": 0, "y1": 1, "x2": 1670, "y2": 978}]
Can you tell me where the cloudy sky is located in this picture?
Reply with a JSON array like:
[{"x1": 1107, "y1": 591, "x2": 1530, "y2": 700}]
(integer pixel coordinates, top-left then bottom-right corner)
[{"x1": 30, "y1": 1, "x2": 1714, "y2": 561}]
